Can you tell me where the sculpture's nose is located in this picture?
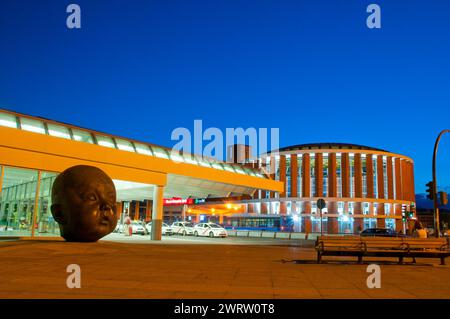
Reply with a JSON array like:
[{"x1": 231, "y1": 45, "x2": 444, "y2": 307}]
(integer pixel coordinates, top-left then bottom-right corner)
[{"x1": 100, "y1": 202, "x2": 113, "y2": 215}]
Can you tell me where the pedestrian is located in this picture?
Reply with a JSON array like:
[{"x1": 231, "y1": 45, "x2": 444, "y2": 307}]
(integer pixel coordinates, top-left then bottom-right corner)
[
  {"x1": 413, "y1": 222, "x2": 427, "y2": 239},
  {"x1": 124, "y1": 214, "x2": 131, "y2": 236}
]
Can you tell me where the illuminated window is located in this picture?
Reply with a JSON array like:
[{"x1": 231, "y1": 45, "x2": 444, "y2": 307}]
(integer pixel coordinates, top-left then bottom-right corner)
[
  {"x1": 115, "y1": 139, "x2": 135, "y2": 153},
  {"x1": 47, "y1": 123, "x2": 71, "y2": 139},
  {"x1": 20, "y1": 117, "x2": 45, "y2": 134},
  {"x1": 72, "y1": 129, "x2": 94, "y2": 144},
  {"x1": 96, "y1": 135, "x2": 116, "y2": 148},
  {"x1": 134, "y1": 143, "x2": 153, "y2": 155},
  {"x1": 196, "y1": 156, "x2": 212, "y2": 168},
  {"x1": 169, "y1": 151, "x2": 184, "y2": 163},
  {"x1": 152, "y1": 146, "x2": 169, "y2": 159},
  {"x1": 182, "y1": 154, "x2": 199, "y2": 165},
  {"x1": 0, "y1": 112, "x2": 17, "y2": 128}
]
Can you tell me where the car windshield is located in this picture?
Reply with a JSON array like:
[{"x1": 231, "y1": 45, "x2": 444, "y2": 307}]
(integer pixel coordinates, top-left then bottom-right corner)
[
  {"x1": 162, "y1": 223, "x2": 169, "y2": 227},
  {"x1": 208, "y1": 223, "x2": 222, "y2": 228},
  {"x1": 182, "y1": 222, "x2": 194, "y2": 227}
]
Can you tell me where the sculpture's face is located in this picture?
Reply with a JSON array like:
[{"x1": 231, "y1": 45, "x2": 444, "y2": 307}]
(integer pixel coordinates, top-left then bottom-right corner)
[{"x1": 52, "y1": 166, "x2": 118, "y2": 242}]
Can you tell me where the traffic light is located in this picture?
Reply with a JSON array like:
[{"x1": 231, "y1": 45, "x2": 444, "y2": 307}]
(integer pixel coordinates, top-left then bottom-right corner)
[
  {"x1": 401, "y1": 206, "x2": 406, "y2": 221},
  {"x1": 439, "y1": 191, "x2": 448, "y2": 206},
  {"x1": 426, "y1": 181, "x2": 435, "y2": 200}
]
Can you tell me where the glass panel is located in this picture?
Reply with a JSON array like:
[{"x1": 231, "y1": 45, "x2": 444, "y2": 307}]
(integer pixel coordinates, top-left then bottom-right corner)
[
  {"x1": 0, "y1": 167, "x2": 39, "y2": 236},
  {"x1": 211, "y1": 162, "x2": 224, "y2": 170},
  {"x1": 244, "y1": 167, "x2": 256, "y2": 176},
  {"x1": 134, "y1": 143, "x2": 153, "y2": 156},
  {"x1": 182, "y1": 154, "x2": 199, "y2": 165},
  {"x1": 36, "y1": 172, "x2": 59, "y2": 237},
  {"x1": 169, "y1": 151, "x2": 184, "y2": 163},
  {"x1": 0, "y1": 112, "x2": 17, "y2": 128},
  {"x1": 72, "y1": 129, "x2": 94, "y2": 144},
  {"x1": 96, "y1": 135, "x2": 116, "y2": 148},
  {"x1": 195, "y1": 156, "x2": 212, "y2": 167},
  {"x1": 115, "y1": 138, "x2": 135, "y2": 153},
  {"x1": 223, "y1": 164, "x2": 236, "y2": 173},
  {"x1": 233, "y1": 166, "x2": 246, "y2": 174},
  {"x1": 47, "y1": 123, "x2": 71, "y2": 139},
  {"x1": 152, "y1": 146, "x2": 169, "y2": 159},
  {"x1": 20, "y1": 117, "x2": 46, "y2": 134}
]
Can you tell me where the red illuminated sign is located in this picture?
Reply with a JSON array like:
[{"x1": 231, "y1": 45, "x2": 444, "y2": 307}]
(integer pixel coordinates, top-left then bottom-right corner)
[{"x1": 163, "y1": 197, "x2": 194, "y2": 206}]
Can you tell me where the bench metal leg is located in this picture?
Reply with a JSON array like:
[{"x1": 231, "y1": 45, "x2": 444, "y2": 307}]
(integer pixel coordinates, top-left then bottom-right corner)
[
  {"x1": 357, "y1": 255, "x2": 363, "y2": 264},
  {"x1": 398, "y1": 256, "x2": 403, "y2": 265},
  {"x1": 317, "y1": 252, "x2": 322, "y2": 263},
  {"x1": 441, "y1": 257, "x2": 446, "y2": 266}
]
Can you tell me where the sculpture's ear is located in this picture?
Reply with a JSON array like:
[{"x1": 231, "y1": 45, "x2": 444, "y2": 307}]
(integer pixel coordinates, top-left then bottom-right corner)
[{"x1": 51, "y1": 204, "x2": 65, "y2": 225}]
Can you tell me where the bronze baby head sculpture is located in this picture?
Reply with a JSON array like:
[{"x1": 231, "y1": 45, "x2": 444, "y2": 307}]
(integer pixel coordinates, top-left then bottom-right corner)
[{"x1": 51, "y1": 165, "x2": 118, "y2": 242}]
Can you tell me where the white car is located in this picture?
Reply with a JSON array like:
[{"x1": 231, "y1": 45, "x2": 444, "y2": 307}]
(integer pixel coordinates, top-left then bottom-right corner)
[
  {"x1": 145, "y1": 222, "x2": 173, "y2": 236},
  {"x1": 193, "y1": 223, "x2": 228, "y2": 238},
  {"x1": 171, "y1": 221, "x2": 195, "y2": 236},
  {"x1": 130, "y1": 221, "x2": 147, "y2": 235}
]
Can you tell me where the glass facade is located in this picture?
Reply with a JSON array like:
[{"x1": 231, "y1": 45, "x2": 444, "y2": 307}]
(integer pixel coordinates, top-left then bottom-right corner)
[
  {"x1": 0, "y1": 167, "x2": 39, "y2": 236},
  {"x1": 0, "y1": 166, "x2": 61, "y2": 237}
]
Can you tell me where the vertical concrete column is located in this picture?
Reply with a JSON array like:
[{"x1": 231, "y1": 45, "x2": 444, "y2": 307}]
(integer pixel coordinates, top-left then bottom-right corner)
[
  {"x1": 116, "y1": 202, "x2": 123, "y2": 220},
  {"x1": 269, "y1": 156, "x2": 276, "y2": 198},
  {"x1": 261, "y1": 202, "x2": 268, "y2": 214},
  {"x1": 290, "y1": 154, "x2": 298, "y2": 198},
  {"x1": 326, "y1": 152, "x2": 338, "y2": 234},
  {"x1": 395, "y1": 158, "x2": 403, "y2": 200},
  {"x1": 146, "y1": 200, "x2": 152, "y2": 221},
  {"x1": 301, "y1": 154, "x2": 311, "y2": 233},
  {"x1": 387, "y1": 156, "x2": 394, "y2": 200},
  {"x1": 328, "y1": 153, "x2": 337, "y2": 197},
  {"x1": 354, "y1": 154, "x2": 364, "y2": 233},
  {"x1": 401, "y1": 159, "x2": 408, "y2": 201},
  {"x1": 302, "y1": 153, "x2": 310, "y2": 197},
  {"x1": 377, "y1": 203, "x2": 386, "y2": 228},
  {"x1": 408, "y1": 161, "x2": 415, "y2": 202},
  {"x1": 219, "y1": 214, "x2": 224, "y2": 224},
  {"x1": 280, "y1": 202, "x2": 287, "y2": 215},
  {"x1": 354, "y1": 154, "x2": 362, "y2": 198},
  {"x1": 366, "y1": 155, "x2": 374, "y2": 198},
  {"x1": 315, "y1": 153, "x2": 323, "y2": 197},
  {"x1": 328, "y1": 216, "x2": 339, "y2": 234},
  {"x1": 377, "y1": 156, "x2": 385, "y2": 199},
  {"x1": 354, "y1": 205, "x2": 364, "y2": 234},
  {"x1": 279, "y1": 155, "x2": 286, "y2": 198},
  {"x1": 341, "y1": 153, "x2": 350, "y2": 198},
  {"x1": 151, "y1": 185, "x2": 165, "y2": 240},
  {"x1": 376, "y1": 156, "x2": 385, "y2": 228},
  {"x1": 134, "y1": 201, "x2": 140, "y2": 220},
  {"x1": 302, "y1": 201, "x2": 312, "y2": 233}
]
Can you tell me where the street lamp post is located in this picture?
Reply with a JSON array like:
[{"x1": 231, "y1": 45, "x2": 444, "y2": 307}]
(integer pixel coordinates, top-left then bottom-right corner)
[
  {"x1": 317, "y1": 198, "x2": 326, "y2": 237},
  {"x1": 432, "y1": 130, "x2": 450, "y2": 238}
]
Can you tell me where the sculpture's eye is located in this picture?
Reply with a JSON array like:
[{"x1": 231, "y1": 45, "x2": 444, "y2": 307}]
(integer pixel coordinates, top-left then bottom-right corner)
[{"x1": 85, "y1": 193, "x2": 98, "y2": 201}]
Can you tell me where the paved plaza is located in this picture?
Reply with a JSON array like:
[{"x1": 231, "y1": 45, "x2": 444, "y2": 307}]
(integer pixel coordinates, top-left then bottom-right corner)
[{"x1": 1, "y1": 237, "x2": 450, "y2": 299}]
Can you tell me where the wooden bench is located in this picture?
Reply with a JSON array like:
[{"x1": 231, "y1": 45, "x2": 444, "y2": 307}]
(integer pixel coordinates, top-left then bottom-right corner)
[{"x1": 315, "y1": 236, "x2": 450, "y2": 265}]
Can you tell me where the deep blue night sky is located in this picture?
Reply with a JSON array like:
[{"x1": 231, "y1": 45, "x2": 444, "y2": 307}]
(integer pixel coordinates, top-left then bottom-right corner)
[{"x1": 0, "y1": 0, "x2": 449, "y2": 193}]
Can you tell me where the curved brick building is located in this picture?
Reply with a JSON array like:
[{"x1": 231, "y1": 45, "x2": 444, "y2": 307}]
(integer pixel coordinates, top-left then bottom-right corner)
[{"x1": 246, "y1": 143, "x2": 415, "y2": 234}]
